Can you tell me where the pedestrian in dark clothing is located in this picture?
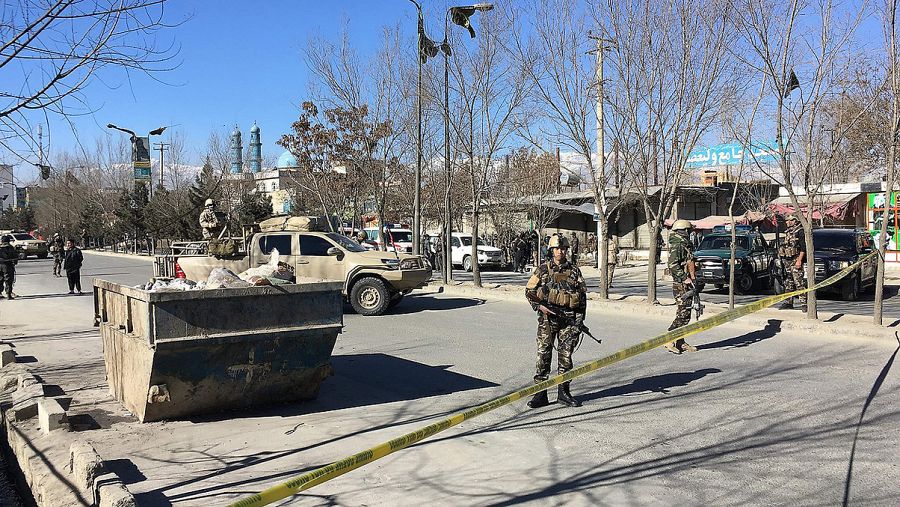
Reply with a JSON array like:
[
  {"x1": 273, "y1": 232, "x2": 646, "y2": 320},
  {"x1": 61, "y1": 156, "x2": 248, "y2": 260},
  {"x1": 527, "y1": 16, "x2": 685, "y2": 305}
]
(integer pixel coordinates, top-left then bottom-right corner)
[
  {"x1": 0, "y1": 235, "x2": 18, "y2": 299},
  {"x1": 63, "y1": 239, "x2": 84, "y2": 295}
]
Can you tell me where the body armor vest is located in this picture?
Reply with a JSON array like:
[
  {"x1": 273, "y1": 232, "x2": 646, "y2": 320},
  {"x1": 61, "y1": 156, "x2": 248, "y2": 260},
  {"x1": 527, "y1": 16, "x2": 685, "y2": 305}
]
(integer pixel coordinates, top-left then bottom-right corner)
[{"x1": 537, "y1": 263, "x2": 581, "y2": 309}]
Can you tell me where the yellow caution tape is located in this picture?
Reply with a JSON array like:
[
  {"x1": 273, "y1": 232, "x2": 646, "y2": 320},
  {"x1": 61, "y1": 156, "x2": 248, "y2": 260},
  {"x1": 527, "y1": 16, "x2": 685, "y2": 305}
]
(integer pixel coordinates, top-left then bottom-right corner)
[{"x1": 229, "y1": 251, "x2": 876, "y2": 507}]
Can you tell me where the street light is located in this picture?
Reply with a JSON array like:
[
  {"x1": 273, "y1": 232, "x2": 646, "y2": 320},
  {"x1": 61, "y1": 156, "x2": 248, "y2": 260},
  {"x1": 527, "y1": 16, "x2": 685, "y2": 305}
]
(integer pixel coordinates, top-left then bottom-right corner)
[
  {"x1": 106, "y1": 123, "x2": 167, "y2": 198},
  {"x1": 408, "y1": 0, "x2": 439, "y2": 257},
  {"x1": 441, "y1": 3, "x2": 493, "y2": 284}
]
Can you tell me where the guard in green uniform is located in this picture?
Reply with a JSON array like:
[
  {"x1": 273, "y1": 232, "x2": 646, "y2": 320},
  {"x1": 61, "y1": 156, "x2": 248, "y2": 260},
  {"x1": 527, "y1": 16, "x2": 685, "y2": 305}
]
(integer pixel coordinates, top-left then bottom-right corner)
[
  {"x1": 778, "y1": 214, "x2": 807, "y2": 310},
  {"x1": 665, "y1": 220, "x2": 698, "y2": 354}
]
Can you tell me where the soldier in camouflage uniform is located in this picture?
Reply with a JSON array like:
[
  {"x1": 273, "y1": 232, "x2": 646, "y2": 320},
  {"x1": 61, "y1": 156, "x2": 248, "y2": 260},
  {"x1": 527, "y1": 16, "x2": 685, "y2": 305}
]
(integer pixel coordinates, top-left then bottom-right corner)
[
  {"x1": 778, "y1": 214, "x2": 807, "y2": 310},
  {"x1": 525, "y1": 233, "x2": 588, "y2": 408},
  {"x1": 665, "y1": 220, "x2": 698, "y2": 354}
]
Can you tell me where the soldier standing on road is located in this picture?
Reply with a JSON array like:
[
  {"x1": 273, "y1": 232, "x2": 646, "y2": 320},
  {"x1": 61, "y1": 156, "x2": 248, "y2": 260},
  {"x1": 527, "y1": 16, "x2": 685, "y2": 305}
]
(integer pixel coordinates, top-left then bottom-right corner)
[
  {"x1": 525, "y1": 233, "x2": 588, "y2": 408},
  {"x1": 434, "y1": 232, "x2": 444, "y2": 274},
  {"x1": 0, "y1": 235, "x2": 18, "y2": 299},
  {"x1": 199, "y1": 199, "x2": 222, "y2": 240},
  {"x1": 665, "y1": 220, "x2": 699, "y2": 354},
  {"x1": 570, "y1": 232, "x2": 580, "y2": 264},
  {"x1": 778, "y1": 214, "x2": 807, "y2": 310},
  {"x1": 607, "y1": 235, "x2": 620, "y2": 290},
  {"x1": 50, "y1": 233, "x2": 64, "y2": 277}
]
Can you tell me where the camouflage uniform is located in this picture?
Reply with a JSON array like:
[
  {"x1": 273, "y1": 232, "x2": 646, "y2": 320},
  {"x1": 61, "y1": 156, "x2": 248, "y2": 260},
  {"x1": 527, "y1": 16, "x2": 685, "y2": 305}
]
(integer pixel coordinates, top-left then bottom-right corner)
[
  {"x1": 778, "y1": 222, "x2": 807, "y2": 306},
  {"x1": 525, "y1": 259, "x2": 587, "y2": 382},
  {"x1": 199, "y1": 208, "x2": 221, "y2": 240},
  {"x1": 667, "y1": 232, "x2": 694, "y2": 332}
]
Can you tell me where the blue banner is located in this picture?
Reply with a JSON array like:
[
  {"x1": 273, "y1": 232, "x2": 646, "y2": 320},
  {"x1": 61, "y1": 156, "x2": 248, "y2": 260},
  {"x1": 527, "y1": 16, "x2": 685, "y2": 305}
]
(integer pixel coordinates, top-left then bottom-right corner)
[{"x1": 686, "y1": 141, "x2": 779, "y2": 169}]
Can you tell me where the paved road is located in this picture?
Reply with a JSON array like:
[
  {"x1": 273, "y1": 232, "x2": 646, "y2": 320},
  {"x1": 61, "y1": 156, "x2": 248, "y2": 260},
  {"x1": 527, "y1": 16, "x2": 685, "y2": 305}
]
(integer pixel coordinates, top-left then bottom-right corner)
[
  {"x1": 448, "y1": 264, "x2": 900, "y2": 321},
  {"x1": 2, "y1": 253, "x2": 899, "y2": 505}
]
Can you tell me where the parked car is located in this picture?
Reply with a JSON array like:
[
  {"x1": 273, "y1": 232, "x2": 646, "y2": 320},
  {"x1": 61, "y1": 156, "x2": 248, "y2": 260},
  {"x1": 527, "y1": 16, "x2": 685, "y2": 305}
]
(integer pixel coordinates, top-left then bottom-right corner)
[
  {"x1": 2, "y1": 231, "x2": 49, "y2": 259},
  {"x1": 694, "y1": 227, "x2": 775, "y2": 294},
  {"x1": 363, "y1": 226, "x2": 413, "y2": 253},
  {"x1": 802, "y1": 228, "x2": 876, "y2": 301},
  {"x1": 450, "y1": 233, "x2": 503, "y2": 271}
]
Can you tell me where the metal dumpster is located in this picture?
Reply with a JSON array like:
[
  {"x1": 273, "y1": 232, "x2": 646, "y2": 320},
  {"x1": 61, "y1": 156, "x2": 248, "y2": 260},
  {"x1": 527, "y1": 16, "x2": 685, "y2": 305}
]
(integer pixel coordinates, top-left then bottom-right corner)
[{"x1": 93, "y1": 278, "x2": 343, "y2": 422}]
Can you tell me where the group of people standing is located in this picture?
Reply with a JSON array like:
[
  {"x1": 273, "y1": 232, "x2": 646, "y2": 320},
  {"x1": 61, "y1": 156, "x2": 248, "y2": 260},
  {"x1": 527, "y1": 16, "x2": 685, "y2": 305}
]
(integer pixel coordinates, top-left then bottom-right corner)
[{"x1": 0, "y1": 233, "x2": 84, "y2": 300}]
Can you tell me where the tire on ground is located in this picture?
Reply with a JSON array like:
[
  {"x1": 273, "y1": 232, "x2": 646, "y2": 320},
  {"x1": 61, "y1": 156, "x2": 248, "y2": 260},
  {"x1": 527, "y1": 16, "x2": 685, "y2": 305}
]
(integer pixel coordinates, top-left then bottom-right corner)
[{"x1": 350, "y1": 276, "x2": 391, "y2": 316}]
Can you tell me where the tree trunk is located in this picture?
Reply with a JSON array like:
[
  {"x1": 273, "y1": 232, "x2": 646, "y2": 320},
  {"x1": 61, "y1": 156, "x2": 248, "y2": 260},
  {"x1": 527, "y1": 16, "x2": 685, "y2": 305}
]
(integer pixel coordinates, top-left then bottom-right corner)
[
  {"x1": 803, "y1": 209, "x2": 817, "y2": 320},
  {"x1": 727, "y1": 185, "x2": 740, "y2": 309},
  {"x1": 647, "y1": 224, "x2": 659, "y2": 304},
  {"x1": 598, "y1": 213, "x2": 609, "y2": 299},
  {"x1": 472, "y1": 210, "x2": 482, "y2": 287},
  {"x1": 876, "y1": 2, "x2": 899, "y2": 325}
]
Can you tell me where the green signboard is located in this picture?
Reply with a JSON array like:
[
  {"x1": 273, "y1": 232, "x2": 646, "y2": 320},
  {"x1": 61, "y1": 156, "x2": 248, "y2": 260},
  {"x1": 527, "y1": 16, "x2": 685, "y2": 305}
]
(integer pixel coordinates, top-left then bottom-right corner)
[{"x1": 867, "y1": 192, "x2": 899, "y2": 250}]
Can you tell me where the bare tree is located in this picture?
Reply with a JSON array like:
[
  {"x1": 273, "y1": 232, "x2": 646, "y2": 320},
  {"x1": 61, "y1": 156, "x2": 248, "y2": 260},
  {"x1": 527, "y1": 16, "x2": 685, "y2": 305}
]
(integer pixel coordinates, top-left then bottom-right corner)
[
  {"x1": 0, "y1": 0, "x2": 179, "y2": 157},
  {"x1": 510, "y1": 0, "x2": 615, "y2": 296},
  {"x1": 732, "y1": 0, "x2": 867, "y2": 319},
  {"x1": 447, "y1": 12, "x2": 527, "y2": 286},
  {"x1": 602, "y1": 0, "x2": 737, "y2": 304},
  {"x1": 875, "y1": 0, "x2": 900, "y2": 325}
]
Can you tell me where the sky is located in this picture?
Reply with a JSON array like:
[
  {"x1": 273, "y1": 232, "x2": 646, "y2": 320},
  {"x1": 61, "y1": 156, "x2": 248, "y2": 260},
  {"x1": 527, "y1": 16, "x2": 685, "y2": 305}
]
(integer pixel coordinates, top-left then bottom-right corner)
[
  {"x1": 3, "y1": 0, "x2": 883, "y2": 186},
  {"x1": 10, "y1": 0, "x2": 439, "y2": 183}
]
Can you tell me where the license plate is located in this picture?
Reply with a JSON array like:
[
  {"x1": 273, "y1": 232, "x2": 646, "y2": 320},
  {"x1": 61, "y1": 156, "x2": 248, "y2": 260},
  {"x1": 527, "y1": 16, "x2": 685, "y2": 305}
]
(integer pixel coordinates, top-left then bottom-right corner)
[{"x1": 703, "y1": 271, "x2": 713, "y2": 277}]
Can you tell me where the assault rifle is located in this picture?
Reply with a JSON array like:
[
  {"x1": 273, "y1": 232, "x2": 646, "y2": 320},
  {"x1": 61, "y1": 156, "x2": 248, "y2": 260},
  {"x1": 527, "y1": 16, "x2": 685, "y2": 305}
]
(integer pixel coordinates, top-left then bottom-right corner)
[
  {"x1": 545, "y1": 306, "x2": 601, "y2": 344},
  {"x1": 680, "y1": 285, "x2": 705, "y2": 322}
]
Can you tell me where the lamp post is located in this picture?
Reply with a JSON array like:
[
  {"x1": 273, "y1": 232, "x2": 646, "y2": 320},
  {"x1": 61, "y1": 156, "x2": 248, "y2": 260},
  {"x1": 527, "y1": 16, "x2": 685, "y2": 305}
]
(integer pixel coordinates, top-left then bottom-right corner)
[
  {"x1": 440, "y1": 3, "x2": 493, "y2": 284},
  {"x1": 106, "y1": 123, "x2": 167, "y2": 198}
]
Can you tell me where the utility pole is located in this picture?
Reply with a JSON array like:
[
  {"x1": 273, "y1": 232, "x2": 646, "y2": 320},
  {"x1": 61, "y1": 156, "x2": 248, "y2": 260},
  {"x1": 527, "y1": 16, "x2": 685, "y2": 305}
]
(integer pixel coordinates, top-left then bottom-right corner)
[
  {"x1": 154, "y1": 142, "x2": 170, "y2": 190},
  {"x1": 589, "y1": 32, "x2": 616, "y2": 297}
]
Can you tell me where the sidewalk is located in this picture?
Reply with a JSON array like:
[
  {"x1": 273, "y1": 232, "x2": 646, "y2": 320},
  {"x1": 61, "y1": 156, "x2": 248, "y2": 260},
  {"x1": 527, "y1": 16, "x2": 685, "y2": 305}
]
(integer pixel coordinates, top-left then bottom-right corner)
[{"x1": 430, "y1": 279, "x2": 900, "y2": 341}]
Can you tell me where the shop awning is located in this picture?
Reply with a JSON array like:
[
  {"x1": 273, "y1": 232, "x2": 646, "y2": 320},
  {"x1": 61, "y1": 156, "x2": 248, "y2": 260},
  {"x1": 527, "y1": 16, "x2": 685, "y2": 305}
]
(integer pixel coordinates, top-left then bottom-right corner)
[
  {"x1": 664, "y1": 214, "x2": 755, "y2": 230},
  {"x1": 767, "y1": 194, "x2": 858, "y2": 221}
]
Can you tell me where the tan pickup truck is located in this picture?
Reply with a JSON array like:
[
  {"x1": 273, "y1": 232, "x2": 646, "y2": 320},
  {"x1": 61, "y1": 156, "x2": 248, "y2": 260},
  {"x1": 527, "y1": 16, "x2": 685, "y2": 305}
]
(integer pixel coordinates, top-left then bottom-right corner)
[{"x1": 154, "y1": 230, "x2": 431, "y2": 316}]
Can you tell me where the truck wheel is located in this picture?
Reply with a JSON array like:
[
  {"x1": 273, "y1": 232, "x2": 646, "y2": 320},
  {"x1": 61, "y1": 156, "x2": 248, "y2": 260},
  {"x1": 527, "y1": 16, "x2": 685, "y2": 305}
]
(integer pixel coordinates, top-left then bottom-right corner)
[
  {"x1": 736, "y1": 272, "x2": 755, "y2": 295},
  {"x1": 17, "y1": 251, "x2": 26, "y2": 260},
  {"x1": 350, "y1": 277, "x2": 390, "y2": 316},
  {"x1": 463, "y1": 256, "x2": 473, "y2": 272},
  {"x1": 841, "y1": 273, "x2": 860, "y2": 301}
]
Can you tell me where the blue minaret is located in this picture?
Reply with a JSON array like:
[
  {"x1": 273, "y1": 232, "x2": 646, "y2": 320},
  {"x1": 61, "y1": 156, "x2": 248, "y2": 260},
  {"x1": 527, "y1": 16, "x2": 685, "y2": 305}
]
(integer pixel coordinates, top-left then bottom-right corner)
[
  {"x1": 249, "y1": 123, "x2": 262, "y2": 173},
  {"x1": 230, "y1": 126, "x2": 243, "y2": 174}
]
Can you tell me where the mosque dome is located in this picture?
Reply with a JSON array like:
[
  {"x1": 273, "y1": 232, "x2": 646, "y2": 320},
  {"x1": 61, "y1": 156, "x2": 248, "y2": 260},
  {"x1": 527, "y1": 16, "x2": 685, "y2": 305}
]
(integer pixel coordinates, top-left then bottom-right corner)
[
  {"x1": 276, "y1": 150, "x2": 299, "y2": 168},
  {"x1": 250, "y1": 123, "x2": 260, "y2": 133}
]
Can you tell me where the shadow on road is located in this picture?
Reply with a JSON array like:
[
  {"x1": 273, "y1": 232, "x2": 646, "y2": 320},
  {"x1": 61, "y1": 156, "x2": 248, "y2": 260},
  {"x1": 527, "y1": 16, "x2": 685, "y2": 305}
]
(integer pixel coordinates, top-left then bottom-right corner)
[
  {"x1": 383, "y1": 294, "x2": 485, "y2": 315},
  {"x1": 697, "y1": 319, "x2": 782, "y2": 350},
  {"x1": 580, "y1": 368, "x2": 722, "y2": 402}
]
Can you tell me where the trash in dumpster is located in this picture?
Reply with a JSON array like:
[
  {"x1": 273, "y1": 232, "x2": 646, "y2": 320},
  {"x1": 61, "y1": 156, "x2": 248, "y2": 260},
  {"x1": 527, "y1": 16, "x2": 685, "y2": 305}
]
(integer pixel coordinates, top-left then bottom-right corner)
[
  {"x1": 137, "y1": 277, "x2": 203, "y2": 292},
  {"x1": 238, "y1": 248, "x2": 281, "y2": 281},
  {"x1": 207, "y1": 267, "x2": 251, "y2": 289}
]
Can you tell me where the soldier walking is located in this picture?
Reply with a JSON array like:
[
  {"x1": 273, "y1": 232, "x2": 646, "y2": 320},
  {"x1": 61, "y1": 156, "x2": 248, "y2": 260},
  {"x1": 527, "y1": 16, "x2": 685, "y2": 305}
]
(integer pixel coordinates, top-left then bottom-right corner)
[
  {"x1": 0, "y1": 235, "x2": 18, "y2": 299},
  {"x1": 665, "y1": 220, "x2": 699, "y2": 354},
  {"x1": 50, "y1": 232, "x2": 64, "y2": 277},
  {"x1": 570, "y1": 232, "x2": 580, "y2": 263},
  {"x1": 524, "y1": 233, "x2": 588, "y2": 408},
  {"x1": 778, "y1": 214, "x2": 807, "y2": 310},
  {"x1": 607, "y1": 235, "x2": 620, "y2": 290}
]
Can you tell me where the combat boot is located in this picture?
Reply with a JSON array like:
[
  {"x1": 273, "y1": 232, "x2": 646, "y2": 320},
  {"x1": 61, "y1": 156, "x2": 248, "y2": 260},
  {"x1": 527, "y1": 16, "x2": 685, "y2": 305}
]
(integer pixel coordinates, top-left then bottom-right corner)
[
  {"x1": 679, "y1": 342, "x2": 698, "y2": 353},
  {"x1": 557, "y1": 382, "x2": 581, "y2": 407},
  {"x1": 664, "y1": 342, "x2": 682, "y2": 354},
  {"x1": 527, "y1": 390, "x2": 549, "y2": 409}
]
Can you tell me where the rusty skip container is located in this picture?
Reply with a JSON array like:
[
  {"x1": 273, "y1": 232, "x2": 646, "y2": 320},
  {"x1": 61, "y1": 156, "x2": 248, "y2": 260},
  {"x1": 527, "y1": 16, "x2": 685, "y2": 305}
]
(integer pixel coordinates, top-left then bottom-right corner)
[{"x1": 93, "y1": 278, "x2": 343, "y2": 422}]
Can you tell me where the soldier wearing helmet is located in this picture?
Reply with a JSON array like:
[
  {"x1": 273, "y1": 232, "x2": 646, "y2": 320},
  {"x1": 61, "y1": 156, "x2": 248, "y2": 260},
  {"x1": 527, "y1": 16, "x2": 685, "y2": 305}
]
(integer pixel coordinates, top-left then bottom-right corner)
[
  {"x1": 777, "y1": 213, "x2": 807, "y2": 310},
  {"x1": 665, "y1": 220, "x2": 698, "y2": 353},
  {"x1": 199, "y1": 198, "x2": 222, "y2": 240},
  {"x1": 0, "y1": 235, "x2": 18, "y2": 299},
  {"x1": 524, "y1": 232, "x2": 588, "y2": 408}
]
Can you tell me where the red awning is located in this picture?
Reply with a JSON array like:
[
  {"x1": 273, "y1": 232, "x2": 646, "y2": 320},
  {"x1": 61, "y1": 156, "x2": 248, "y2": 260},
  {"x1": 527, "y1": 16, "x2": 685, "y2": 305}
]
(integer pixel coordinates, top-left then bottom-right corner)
[{"x1": 767, "y1": 194, "x2": 858, "y2": 221}]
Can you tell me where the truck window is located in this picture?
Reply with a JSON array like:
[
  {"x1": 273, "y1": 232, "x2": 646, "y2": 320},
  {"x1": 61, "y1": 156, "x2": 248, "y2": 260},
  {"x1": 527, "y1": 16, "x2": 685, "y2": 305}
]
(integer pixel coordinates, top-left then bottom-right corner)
[
  {"x1": 299, "y1": 235, "x2": 333, "y2": 256},
  {"x1": 451, "y1": 237, "x2": 461, "y2": 248},
  {"x1": 259, "y1": 234, "x2": 292, "y2": 256}
]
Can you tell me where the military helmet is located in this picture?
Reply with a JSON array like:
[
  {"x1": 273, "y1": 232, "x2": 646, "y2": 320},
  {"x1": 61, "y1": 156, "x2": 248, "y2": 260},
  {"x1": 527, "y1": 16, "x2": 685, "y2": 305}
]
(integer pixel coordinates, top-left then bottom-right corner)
[
  {"x1": 547, "y1": 233, "x2": 569, "y2": 250},
  {"x1": 785, "y1": 213, "x2": 799, "y2": 223},
  {"x1": 204, "y1": 198, "x2": 215, "y2": 207},
  {"x1": 671, "y1": 219, "x2": 693, "y2": 231}
]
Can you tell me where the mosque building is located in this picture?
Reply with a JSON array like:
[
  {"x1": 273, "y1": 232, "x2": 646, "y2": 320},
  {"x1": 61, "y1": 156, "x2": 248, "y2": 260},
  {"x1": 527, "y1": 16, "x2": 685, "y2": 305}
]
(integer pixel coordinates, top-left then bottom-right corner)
[{"x1": 225, "y1": 123, "x2": 303, "y2": 215}]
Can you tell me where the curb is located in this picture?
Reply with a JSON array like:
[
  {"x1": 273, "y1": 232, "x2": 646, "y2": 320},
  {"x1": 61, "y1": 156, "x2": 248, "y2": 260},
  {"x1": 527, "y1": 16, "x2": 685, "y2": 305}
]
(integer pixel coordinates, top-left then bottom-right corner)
[
  {"x1": 430, "y1": 281, "x2": 899, "y2": 341},
  {"x1": 0, "y1": 359, "x2": 136, "y2": 506},
  {"x1": 84, "y1": 250, "x2": 154, "y2": 263}
]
